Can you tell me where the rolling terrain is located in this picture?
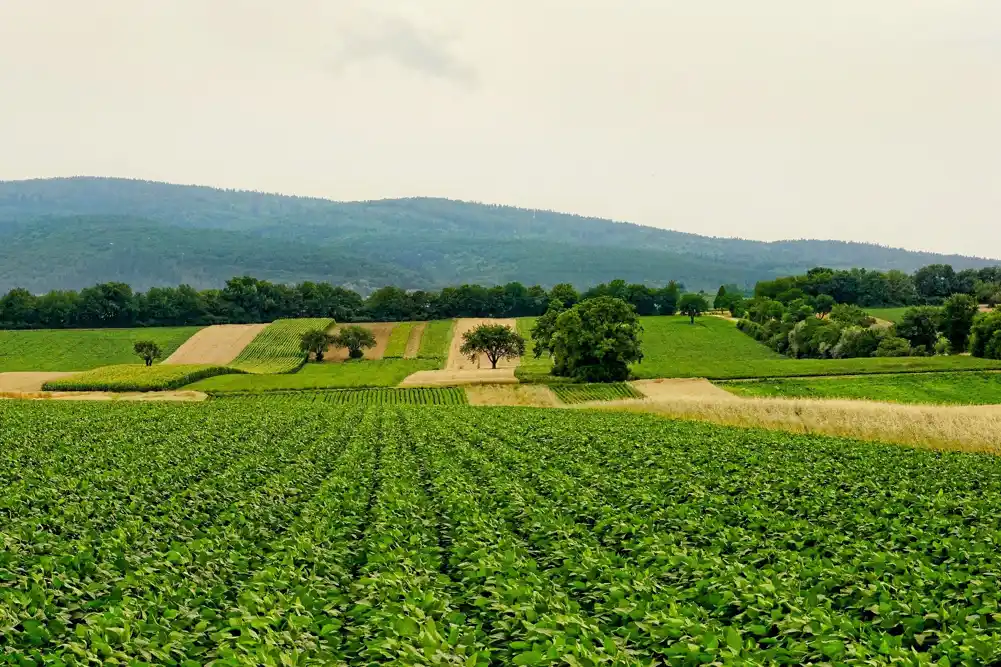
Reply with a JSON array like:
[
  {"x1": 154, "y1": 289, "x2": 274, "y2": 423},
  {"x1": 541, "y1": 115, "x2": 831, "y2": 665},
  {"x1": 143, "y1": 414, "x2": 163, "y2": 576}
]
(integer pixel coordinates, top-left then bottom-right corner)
[{"x1": 2, "y1": 177, "x2": 997, "y2": 293}]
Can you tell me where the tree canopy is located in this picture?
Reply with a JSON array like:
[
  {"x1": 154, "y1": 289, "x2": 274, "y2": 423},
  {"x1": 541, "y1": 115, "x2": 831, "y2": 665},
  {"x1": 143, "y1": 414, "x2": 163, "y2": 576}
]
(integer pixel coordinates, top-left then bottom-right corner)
[
  {"x1": 541, "y1": 297, "x2": 644, "y2": 382},
  {"x1": 330, "y1": 326, "x2": 377, "y2": 359},
  {"x1": 133, "y1": 340, "x2": 162, "y2": 367},
  {"x1": 459, "y1": 324, "x2": 526, "y2": 369}
]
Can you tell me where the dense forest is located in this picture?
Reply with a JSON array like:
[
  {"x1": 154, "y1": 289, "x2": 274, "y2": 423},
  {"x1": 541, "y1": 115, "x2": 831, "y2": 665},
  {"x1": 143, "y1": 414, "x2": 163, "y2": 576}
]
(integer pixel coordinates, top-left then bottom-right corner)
[
  {"x1": 2, "y1": 261, "x2": 998, "y2": 330},
  {"x1": 2, "y1": 177, "x2": 997, "y2": 293}
]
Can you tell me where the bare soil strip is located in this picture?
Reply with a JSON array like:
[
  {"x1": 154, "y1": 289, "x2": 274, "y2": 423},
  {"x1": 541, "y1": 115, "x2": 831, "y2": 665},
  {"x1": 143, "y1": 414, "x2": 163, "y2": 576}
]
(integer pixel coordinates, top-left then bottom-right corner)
[
  {"x1": 1, "y1": 390, "x2": 207, "y2": 402},
  {"x1": 466, "y1": 384, "x2": 559, "y2": 407},
  {"x1": 325, "y1": 322, "x2": 394, "y2": 362},
  {"x1": 446, "y1": 318, "x2": 520, "y2": 370},
  {"x1": 404, "y1": 322, "x2": 426, "y2": 359},
  {"x1": 400, "y1": 368, "x2": 518, "y2": 387},
  {"x1": 0, "y1": 372, "x2": 78, "y2": 392},
  {"x1": 163, "y1": 324, "x2": 267, "y2": 365}
]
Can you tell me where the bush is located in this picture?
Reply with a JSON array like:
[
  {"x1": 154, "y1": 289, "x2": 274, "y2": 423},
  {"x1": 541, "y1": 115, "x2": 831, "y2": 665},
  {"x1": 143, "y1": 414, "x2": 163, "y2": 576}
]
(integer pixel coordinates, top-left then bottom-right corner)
[
  {"x1": 875, "y1": 337, "x2": 912, "y2": 357},
  {"x1": 736, "y1": 319, "x2": 765, "y2": 341},
  {"x1": 831, "y1": 326, "x2": 881, "y2": 359},
  {"x1": 830, "y1": 304, "x2": 875, "y2": 328}
]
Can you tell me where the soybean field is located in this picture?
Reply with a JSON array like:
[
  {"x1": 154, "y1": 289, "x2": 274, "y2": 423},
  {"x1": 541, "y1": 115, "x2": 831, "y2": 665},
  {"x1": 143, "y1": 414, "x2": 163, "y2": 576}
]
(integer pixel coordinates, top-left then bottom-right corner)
[
  {"x1": 215, "y1": 387, "x2": 468, "y2": 405},
  {"x1": 552, "y1": 382, "x2": 644, "y2": 404},
  {"x1": 3, "y1": 400, "x2": 1001, "y2": 664}
]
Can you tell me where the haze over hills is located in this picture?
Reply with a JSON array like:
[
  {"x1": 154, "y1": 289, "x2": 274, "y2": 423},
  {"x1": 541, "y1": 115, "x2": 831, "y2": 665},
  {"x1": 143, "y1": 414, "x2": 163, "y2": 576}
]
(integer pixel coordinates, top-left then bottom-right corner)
[{"x1": 1, "y1": 177, "x2": 996, "y2": 294}]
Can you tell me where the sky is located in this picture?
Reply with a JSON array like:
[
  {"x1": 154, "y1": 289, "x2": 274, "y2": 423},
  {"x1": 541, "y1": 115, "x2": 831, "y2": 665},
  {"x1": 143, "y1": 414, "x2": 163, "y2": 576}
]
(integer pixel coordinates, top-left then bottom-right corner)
[{"x1": 1, "y1": 1, "x2": 999, "y2": 258}]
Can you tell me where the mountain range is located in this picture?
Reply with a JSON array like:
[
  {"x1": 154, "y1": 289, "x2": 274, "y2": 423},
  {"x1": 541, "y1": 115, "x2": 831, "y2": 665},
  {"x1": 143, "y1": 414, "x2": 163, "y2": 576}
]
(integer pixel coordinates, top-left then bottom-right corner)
[{"x1": 1, "y1": 177, "x2": 996, "y2": 294}]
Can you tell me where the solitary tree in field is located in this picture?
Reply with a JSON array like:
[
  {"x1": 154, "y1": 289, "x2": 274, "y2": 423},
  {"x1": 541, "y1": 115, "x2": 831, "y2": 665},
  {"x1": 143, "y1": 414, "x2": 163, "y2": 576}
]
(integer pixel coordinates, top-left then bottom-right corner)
[
  {"x1": 331, "y1": 325, "x2": 377, "y2": 359},
  {"x1": 678, "y1": 293, "x2": 710, "y2": 324},
  {"x1": 546, "y1": 297, "x2": 643, "y2": 381},
  {"x1": 300, "y1": 329, "x2": 333, "y2": 362},
  {"x1": 460, "y1": 324, "x2": 526, "y2": 369},
  {"x1": 133, "y1": 341, "x2": 162, "y2": 367}
]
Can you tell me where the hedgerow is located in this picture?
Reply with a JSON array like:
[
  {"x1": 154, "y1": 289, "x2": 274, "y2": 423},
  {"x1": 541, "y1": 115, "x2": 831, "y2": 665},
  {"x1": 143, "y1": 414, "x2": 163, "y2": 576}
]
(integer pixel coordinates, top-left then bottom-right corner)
[{"x1": 4, "y1": 400, "x2": 1001, "y2": 663}]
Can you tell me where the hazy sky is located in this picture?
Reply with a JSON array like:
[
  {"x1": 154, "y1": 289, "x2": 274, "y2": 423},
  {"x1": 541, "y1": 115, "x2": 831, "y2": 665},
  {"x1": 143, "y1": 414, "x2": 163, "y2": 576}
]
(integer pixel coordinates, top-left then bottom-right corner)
[{"x1": 1, "y1": 1, "x2": 999, "y2": 258}]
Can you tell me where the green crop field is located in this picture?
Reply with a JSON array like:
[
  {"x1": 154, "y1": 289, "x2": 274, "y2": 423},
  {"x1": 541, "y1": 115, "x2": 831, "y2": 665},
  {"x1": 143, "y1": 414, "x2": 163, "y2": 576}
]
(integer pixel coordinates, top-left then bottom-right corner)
[
  {"x1": 0, "y1": 326, "x2": 200, "y2": 372},
  {"x1": 215, "y1": 386, "x2": 467, "y2": 405},
  {"x1": 3, "y1": 400, "x2": 1001, "y2": 663},
  {"x1": 519, "y1": 315, "x2": 1001, "y2": 381},
  {"x1": 416, "y1": 319, "x2": 454, "y2": 363},
  {"x1": 229, "y1": 318, "x2": 333, "y2": 373},
  {"x1": 188, "y1": 358, "x2": 438, "y2": 392},
  {"x1": 41, "y1": 363, "x2": 242, "y2": 392},
  {"x1": 552, "y1": 382, "x2": 644, "y2": 404},
  {"x1": 722, "y1": 371, "x2": 1001, "y2": 405},
  {"x1": 515, "y1": 317, "x2": 556, "y2": 380},
  {"x1": 868, "y1": 307, "x2": 911, "y2": 324},
  {"x1": 382, "y1": 322, "x2": 415, "y2": 358}
]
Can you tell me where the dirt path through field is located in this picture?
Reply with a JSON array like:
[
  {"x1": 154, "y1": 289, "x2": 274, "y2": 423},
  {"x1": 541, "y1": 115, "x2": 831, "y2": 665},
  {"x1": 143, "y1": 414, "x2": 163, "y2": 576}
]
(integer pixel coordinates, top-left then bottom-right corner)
[
  {"x1": 0, "y1": 372, "x2": 78, "y2": 392},
  {"x1": 400, "y1": 368, "x2": 518, "y2": 387},
  {"x1": 404, "y1": 322, "x2": 426, "y2": 359},
  {"x1": 163, "y1": 324, "x2": 267, "y2": 365},
  {"x1": 446, "y1": 318, "x2": 520, "y2": 370},
  {"x1": 326, "y1": 322, "x2": 394, "y2": 362},
  {"x1": 0, "y1": 390, "x2": 208, "y2": 402}
]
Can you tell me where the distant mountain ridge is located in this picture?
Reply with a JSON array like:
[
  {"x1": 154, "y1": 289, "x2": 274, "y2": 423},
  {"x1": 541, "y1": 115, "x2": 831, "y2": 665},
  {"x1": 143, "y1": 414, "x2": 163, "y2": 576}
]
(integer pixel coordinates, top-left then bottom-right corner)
[{"x1": 0, "y1": 176, "x2": 995, "y2": 293}]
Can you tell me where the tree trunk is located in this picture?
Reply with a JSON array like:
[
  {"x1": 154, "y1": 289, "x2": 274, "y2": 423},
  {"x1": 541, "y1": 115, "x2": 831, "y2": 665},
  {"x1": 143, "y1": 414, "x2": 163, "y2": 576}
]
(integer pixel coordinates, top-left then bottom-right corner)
[
  {"x1": 316, "y1": 350, "x2": 324, "y2": 362},
  {"x1": 690, "y1": 314, "x2": 695, "y2": 324},
  {"x1": 488, "y1": 351, "x2": 499, "y2": 369}
]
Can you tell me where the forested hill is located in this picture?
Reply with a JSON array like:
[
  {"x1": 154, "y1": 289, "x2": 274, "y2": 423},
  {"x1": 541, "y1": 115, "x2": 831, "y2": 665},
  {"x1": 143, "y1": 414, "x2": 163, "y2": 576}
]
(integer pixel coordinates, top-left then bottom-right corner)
[{"x1": 1, "y1": 176, "x2": 995, "y2": 293}]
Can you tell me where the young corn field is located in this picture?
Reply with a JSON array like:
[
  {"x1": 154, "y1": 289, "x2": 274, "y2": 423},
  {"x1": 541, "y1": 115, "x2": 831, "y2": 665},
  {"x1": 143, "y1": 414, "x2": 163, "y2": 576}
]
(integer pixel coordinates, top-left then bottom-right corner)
[
  {"x1": 229, "y1": 318, "x2": 333, "y2": 373},
  {"x1": 552, "y1": 382, "x2": 645, "y2": 404},
  {"x1": 214, "y1": 387, "x2": 467, "y2": 405},
  {"x1": 3, "y1": 399, "x2": 1001, "y2": 664}
]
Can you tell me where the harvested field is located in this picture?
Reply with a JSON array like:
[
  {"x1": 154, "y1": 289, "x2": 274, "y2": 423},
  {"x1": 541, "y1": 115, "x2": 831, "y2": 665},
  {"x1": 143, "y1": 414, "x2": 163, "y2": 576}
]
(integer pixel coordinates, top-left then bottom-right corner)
[
  {"x1": 400, "y1": 367, "x2": 518, "y2": 387},
  {"x1": 404, "y1": 322, "x2": 426, "y2": 358},
  {"x1": 0, "y1": 372, "x2": 77, "y2": 392},
  {"x1": 465, "y1": 384, "x2": 560, "y2": 407},
  {"x1": 447, "y1": 318, "x2": 519, "y2": 370},
  {"x1": 162, "y1": 324, "x2": 267, "y2": 365},
  {"x1": 326, "y1": 323, "x2": 394, "y2": 362},
  {"x1": 632, "y1": 377, "x2": 735, "y2": 401}
]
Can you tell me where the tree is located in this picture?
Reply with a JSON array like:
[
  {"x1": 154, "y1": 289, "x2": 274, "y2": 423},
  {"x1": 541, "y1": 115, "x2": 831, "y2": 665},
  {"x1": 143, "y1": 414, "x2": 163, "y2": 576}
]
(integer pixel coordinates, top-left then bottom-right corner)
[
  {"x1": 913, "y1": 264, "x2": 957, "y2": 303},
  {"x1": 814, "y1": 294, "x2": 835, "y2": 319},
  {"x1": 940, "y1": 293, "x2": 978, "y2": 353},
  {"x1": 896, "y1": 306, "x2": 942, "y2": 350},
  {"x1": 530, "y1": 302, "x2": 566, "y2": 360},
  {"x1": 133, "y1": 341, "x2": 162, "y2": 367},
  {"x1": 459, "y1": 324, "x2": 526, "y2": 369},
  {"x1": 829, "y1": 304, "x2": 874, "y2": 328},
  {"x1": 678, "y1": 293, "x2": 710, "y2": 324},
  {"x1": 970, "y1": 311, "x2": 1001, "y2": 359},
  {"x1": 330, "y1": 325, "x2": 377, "y2": 359},
  {"x1": 547, "y1": 283, "x2": 579, "y2": 310},
  {"x1": 548, "y1": 297, "x2": 643, "y2": 382},
  {"x1": 875, "y1": 336, "x2": 911, "y2": 357},
  {"x1": 655, "y1": 281, "x2": 681, "y2": 315},
  {"x1": 300, "y1": 329, "x2": 333, "y2": 362}
]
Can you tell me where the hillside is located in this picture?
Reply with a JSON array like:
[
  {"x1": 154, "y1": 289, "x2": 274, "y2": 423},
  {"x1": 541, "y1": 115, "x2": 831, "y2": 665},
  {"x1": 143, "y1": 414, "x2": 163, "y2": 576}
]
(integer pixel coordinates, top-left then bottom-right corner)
[{"x1": 1, "y1": 177, "x2": 996, "y2": 293}]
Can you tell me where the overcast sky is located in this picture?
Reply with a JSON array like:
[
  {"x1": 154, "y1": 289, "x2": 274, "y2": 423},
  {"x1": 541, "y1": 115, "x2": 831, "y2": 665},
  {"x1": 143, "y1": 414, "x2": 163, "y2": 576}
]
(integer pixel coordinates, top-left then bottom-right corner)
[{"x1": 1, "y1": 1, "x2": 999, "y2": 258}]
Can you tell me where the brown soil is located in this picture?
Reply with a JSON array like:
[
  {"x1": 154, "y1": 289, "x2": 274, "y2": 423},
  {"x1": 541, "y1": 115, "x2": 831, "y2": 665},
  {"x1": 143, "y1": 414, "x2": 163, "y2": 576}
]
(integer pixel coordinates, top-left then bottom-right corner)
[
  {"x1": 163, "y1": 324, "x2": 267, "y2": 365},
  {"x1": 404, "y1": 322, "x2": 426, "y2": 359},
  {"x1": 400, "y1": 368, "x2": 518, "y2": 387},
  {"x1": 466, "y1": 384, "x2": 560, "y2": 407},
  {"x1": 980, "y1": 305, "x2": 996, "y2": 313},
  {"x1": 325, "y1": 323, "x2": 394, "y2": 362},
  {"x1": 0, "y1": 390, "x2": 208, "y2": 402},
  {"x1": 0, "y1": 372, "x2": 78, "y2": 392},
  {"x1": 446, "y1": 318, "x2": 520, "y2": 371}
]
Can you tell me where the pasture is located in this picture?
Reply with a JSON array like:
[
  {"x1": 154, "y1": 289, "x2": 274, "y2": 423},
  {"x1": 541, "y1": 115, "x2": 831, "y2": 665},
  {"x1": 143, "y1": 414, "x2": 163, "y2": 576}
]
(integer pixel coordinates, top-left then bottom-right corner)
[
  {"x1": 867, "y1": 307, "x2": 911, "y2": 324},
  {"x1": 4, "y1": 399, "x2": 1001, "y2": 663},
  {"x1": 722, "y1": 371, "x2": 1001, "y2": 405},
  {"x1": 188, "y1": 358, "x2": 438, "y2": 392},
  {"x1": 416, "y1": 319, "x2": 454, "y2": 363},
  {"x1": 0, "y1": 326, "x2": 200, "y2": 372}
]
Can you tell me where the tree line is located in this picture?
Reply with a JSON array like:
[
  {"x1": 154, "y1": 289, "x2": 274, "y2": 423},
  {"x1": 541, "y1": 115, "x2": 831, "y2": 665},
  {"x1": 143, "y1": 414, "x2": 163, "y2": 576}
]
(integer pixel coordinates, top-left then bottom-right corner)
[{"x1": 0, "y1": 276, "x2": 685, "y2": 330}]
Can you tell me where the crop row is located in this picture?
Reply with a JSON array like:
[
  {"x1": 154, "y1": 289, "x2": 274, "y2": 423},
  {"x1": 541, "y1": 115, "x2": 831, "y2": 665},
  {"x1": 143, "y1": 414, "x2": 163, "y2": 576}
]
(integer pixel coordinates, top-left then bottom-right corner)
[
  {"x1": 3, "y1": 400, "x2": 1001, "y2": 663},
  {"x1": 215, "y1": 387, "x2": 468, "y2": 405},
  {"x1": 41, "y1": 363, "x2": 241, "y2": 391},
  {"x1": 382, "y1": 321, "x2": 416, "y2": 358},
  {"x1": 229, "y1": 317, "x2": 334, "y2": 373},
  {"x1": 551, "y1": 382, "x2": 644, "y2": 404}
]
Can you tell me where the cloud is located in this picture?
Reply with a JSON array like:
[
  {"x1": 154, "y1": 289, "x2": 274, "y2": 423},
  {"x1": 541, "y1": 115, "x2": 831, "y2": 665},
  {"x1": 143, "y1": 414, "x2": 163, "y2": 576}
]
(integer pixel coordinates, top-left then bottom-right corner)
[{"x1": 331, "y1": 13, "x2": 477, "y2": 88}]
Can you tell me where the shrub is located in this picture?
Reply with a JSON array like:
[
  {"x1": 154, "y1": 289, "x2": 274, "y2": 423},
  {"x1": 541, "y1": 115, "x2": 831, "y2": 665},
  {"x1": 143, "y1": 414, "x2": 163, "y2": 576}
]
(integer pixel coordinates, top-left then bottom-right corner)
[
  {"x1": 875, "y1": 337, "x2": 912, "y2": 357},
  {"x1": 970, "y1": 311, "x2": 1001, "y2": 359},
  {"x1": 830, "y1": 304, "x2": 875, "y2": 328},
  {"x1": 832, "y1": 326, "x2": 882, "y2": 359}
]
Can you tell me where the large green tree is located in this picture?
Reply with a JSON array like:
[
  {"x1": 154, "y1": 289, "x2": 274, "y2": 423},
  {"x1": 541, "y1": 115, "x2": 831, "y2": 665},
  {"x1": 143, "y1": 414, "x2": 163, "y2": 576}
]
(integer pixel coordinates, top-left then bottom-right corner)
[
  {"x1": 330, "y1": 326, "x2": 377, "y2": 359},
  {"x1": 969, "y1": 311, "x2": 1001, "y2": 359},
  {"x1": 940, "y1": 293, "x2": 979, "y2": 353},
  {"x1": 896, "y1": 306, "x2": 942, "y2": 351},
  {"x1": 300, "y1": 329, "x2": 334, "y2": 362},
  {"x1": 545, "y1": 296, "x2": 643, "y2": 382},
  {"x1": 678, "y1": 293, "x2": 710, "y2": 324},
  {"x1": 459, "y1": 324, "x2": 526, "y2": 369},
  {"x1": 133, "y1": 340, "x2": 162, "y2": 367}
]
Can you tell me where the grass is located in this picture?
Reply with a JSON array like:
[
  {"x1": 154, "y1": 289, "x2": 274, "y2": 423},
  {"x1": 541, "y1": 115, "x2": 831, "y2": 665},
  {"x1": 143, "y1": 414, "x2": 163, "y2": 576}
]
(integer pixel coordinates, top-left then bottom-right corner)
[
  {"x1": 868, "y1": 307, "x2": 911, "y2": 324},
  {"x1": 416, "y1": 319, "x2": 454, "y2": 364},
  {"x1": 720, "y1": 371, "x2": 1001, "y2": 405},
  {"x1": 214, "y1": 386, "x2": 468, "y2": 405},
  {"x1": 515, "y1": 317, "x2": 558, "y2": 381},
  {"x1": 0, "y1": 327, "x2": 201, "y2": 372},
  {"x1": 518, "y1": 316, "x2": 1001, "y2": 381},
  {"x1": 552, "y1": 383, "x2": 645, "y2": 404},
  {"x1": 230, "y1": 318, "x2": 333, "y2": 373},
  {"x1": 188, "y1": 358, "x2": 439, "y2": 392},
  {"x1": 383, "y1": 322, "x2": 415, "y2": 358},
  {"x1": 41, "y1": 364, "x2": 241, "y2": 392}
]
